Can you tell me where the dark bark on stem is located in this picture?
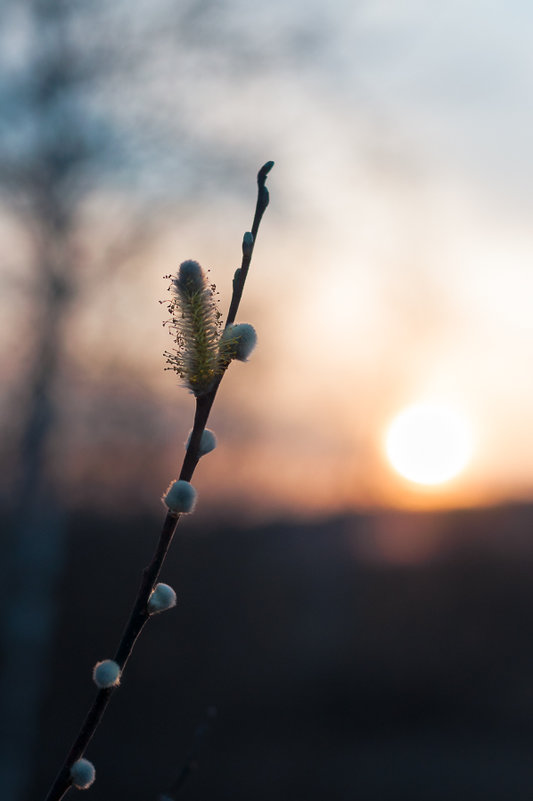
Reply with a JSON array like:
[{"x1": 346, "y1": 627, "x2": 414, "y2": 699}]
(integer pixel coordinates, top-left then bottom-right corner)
[
  {"x1": 43, "y1": 162, "x2": 273, "y2": 801},
  {"x1": 225, "y1": 160, "x2": 273, "y2": 327}
]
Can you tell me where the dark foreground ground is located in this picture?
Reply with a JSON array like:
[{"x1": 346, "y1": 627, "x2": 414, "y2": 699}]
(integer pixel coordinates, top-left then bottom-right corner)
[{"x1": 15, "y1": 504, "x2": 533, "y2": 800}]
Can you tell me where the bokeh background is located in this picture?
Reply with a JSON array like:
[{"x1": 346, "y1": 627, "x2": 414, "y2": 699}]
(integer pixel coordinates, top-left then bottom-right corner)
[{"x1": 2, "y1": 0, "x2": 533, "y2": 799}]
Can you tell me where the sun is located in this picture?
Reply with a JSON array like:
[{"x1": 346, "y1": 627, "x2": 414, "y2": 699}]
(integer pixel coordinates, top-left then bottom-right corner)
[{"x1": 385, "y1": 403, "x2": 473, "y2": 486}]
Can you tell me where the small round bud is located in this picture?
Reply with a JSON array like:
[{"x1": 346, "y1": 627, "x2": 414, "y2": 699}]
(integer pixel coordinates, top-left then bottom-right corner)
[
  {"x1": 92, "y1": 659, "x2": 121, "y2": 689},
  {"x1": 148, "y1": 583, "x2": 177, "y2": 614},
  {"x1": 186, "y1": 428, "x2": 217, "y2": 457},
  {"x1": 70, "y1": 758, "x2": 95, "y2": 790},
  {"x1": 162, "y1": 479, "x2": 197, "y2": 514},
  {"x1": 242, "y1": 231, "x2": 254, "y2": 256},
  {"x1": 220, "y1": 323, "x2": 257, "y2": 362}
]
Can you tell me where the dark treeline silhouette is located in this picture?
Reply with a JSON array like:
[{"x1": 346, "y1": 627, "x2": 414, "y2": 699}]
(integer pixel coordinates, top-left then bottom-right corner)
[{"x1": 21, "y1": 502, "x2": 533, "y2": 801}]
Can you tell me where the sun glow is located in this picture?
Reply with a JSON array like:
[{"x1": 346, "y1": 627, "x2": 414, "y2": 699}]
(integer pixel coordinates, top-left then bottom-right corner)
[{"x1": 385, "y1": 403, "x2": 473, "y2": 486}]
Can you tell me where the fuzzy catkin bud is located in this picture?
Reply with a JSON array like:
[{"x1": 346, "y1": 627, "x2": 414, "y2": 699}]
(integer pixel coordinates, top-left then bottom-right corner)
[
  {"x1": 173, "y1": 259, "x2": 204, "y2": 294},
  {"x1": 70, "y1": 759, "x2": 95, "y2": 790},
  {"x1": 220, "y1": 323, "x2": 257, "y2": 362},
  {"x1": 186, "y1": 428, "x2": 217, "y2": 457},
  {"x1": 92, "y1": 659, "x2": 121, "y2": 689},
  {"x1": 148, "y1": 583, "x2": 177, "y2": 614},
  {"x1": 163, "y1": 479, "x2": 197, "y2": 514}
]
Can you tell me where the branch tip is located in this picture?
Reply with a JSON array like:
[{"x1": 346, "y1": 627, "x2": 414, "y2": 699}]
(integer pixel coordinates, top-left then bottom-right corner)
[{"x1": 258, "y1": 161, "x2": 275, "y2": 182}]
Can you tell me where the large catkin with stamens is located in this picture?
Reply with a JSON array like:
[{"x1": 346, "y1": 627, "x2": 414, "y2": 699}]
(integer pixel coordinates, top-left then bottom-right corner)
[{"x1": 168, "y1": 260, "x2": 221, "y2": 396}]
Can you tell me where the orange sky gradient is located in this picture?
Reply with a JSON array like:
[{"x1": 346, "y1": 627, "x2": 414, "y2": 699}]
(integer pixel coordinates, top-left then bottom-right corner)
[{"x1": 2, "y1": 0, "x2": 533, "y2": 520}]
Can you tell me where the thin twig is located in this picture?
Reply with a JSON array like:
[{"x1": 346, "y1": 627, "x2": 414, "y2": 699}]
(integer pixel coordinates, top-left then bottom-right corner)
[
  {"x1": 43, "y1": 162, "x2": 273, "y2": 801},
  {"x1": 158, "y1": 706, "x2": 217, "y2": 800},
  {"x1": 225, "y1": 160, "x2": 273, "y2": 328}
]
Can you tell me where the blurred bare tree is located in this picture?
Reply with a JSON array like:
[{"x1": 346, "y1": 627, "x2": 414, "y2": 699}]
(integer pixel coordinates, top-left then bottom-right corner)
[
  {"x1": 0, "y1": 3, "x2": 99, "y2": 796},
  {"x1": 0, "y1": 3, "x2": 136, "y2": 798}
]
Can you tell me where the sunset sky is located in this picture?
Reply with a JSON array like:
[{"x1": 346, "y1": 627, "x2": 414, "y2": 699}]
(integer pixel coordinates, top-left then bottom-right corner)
[{"x1": 2, "y1": 0, "x2": 533, "y2": 517}]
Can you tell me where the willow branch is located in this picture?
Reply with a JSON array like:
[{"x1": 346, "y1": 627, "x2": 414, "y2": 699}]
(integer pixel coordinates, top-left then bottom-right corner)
[{"x1": 43, "y1": 161, "x2": 273, "y2": 801}]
